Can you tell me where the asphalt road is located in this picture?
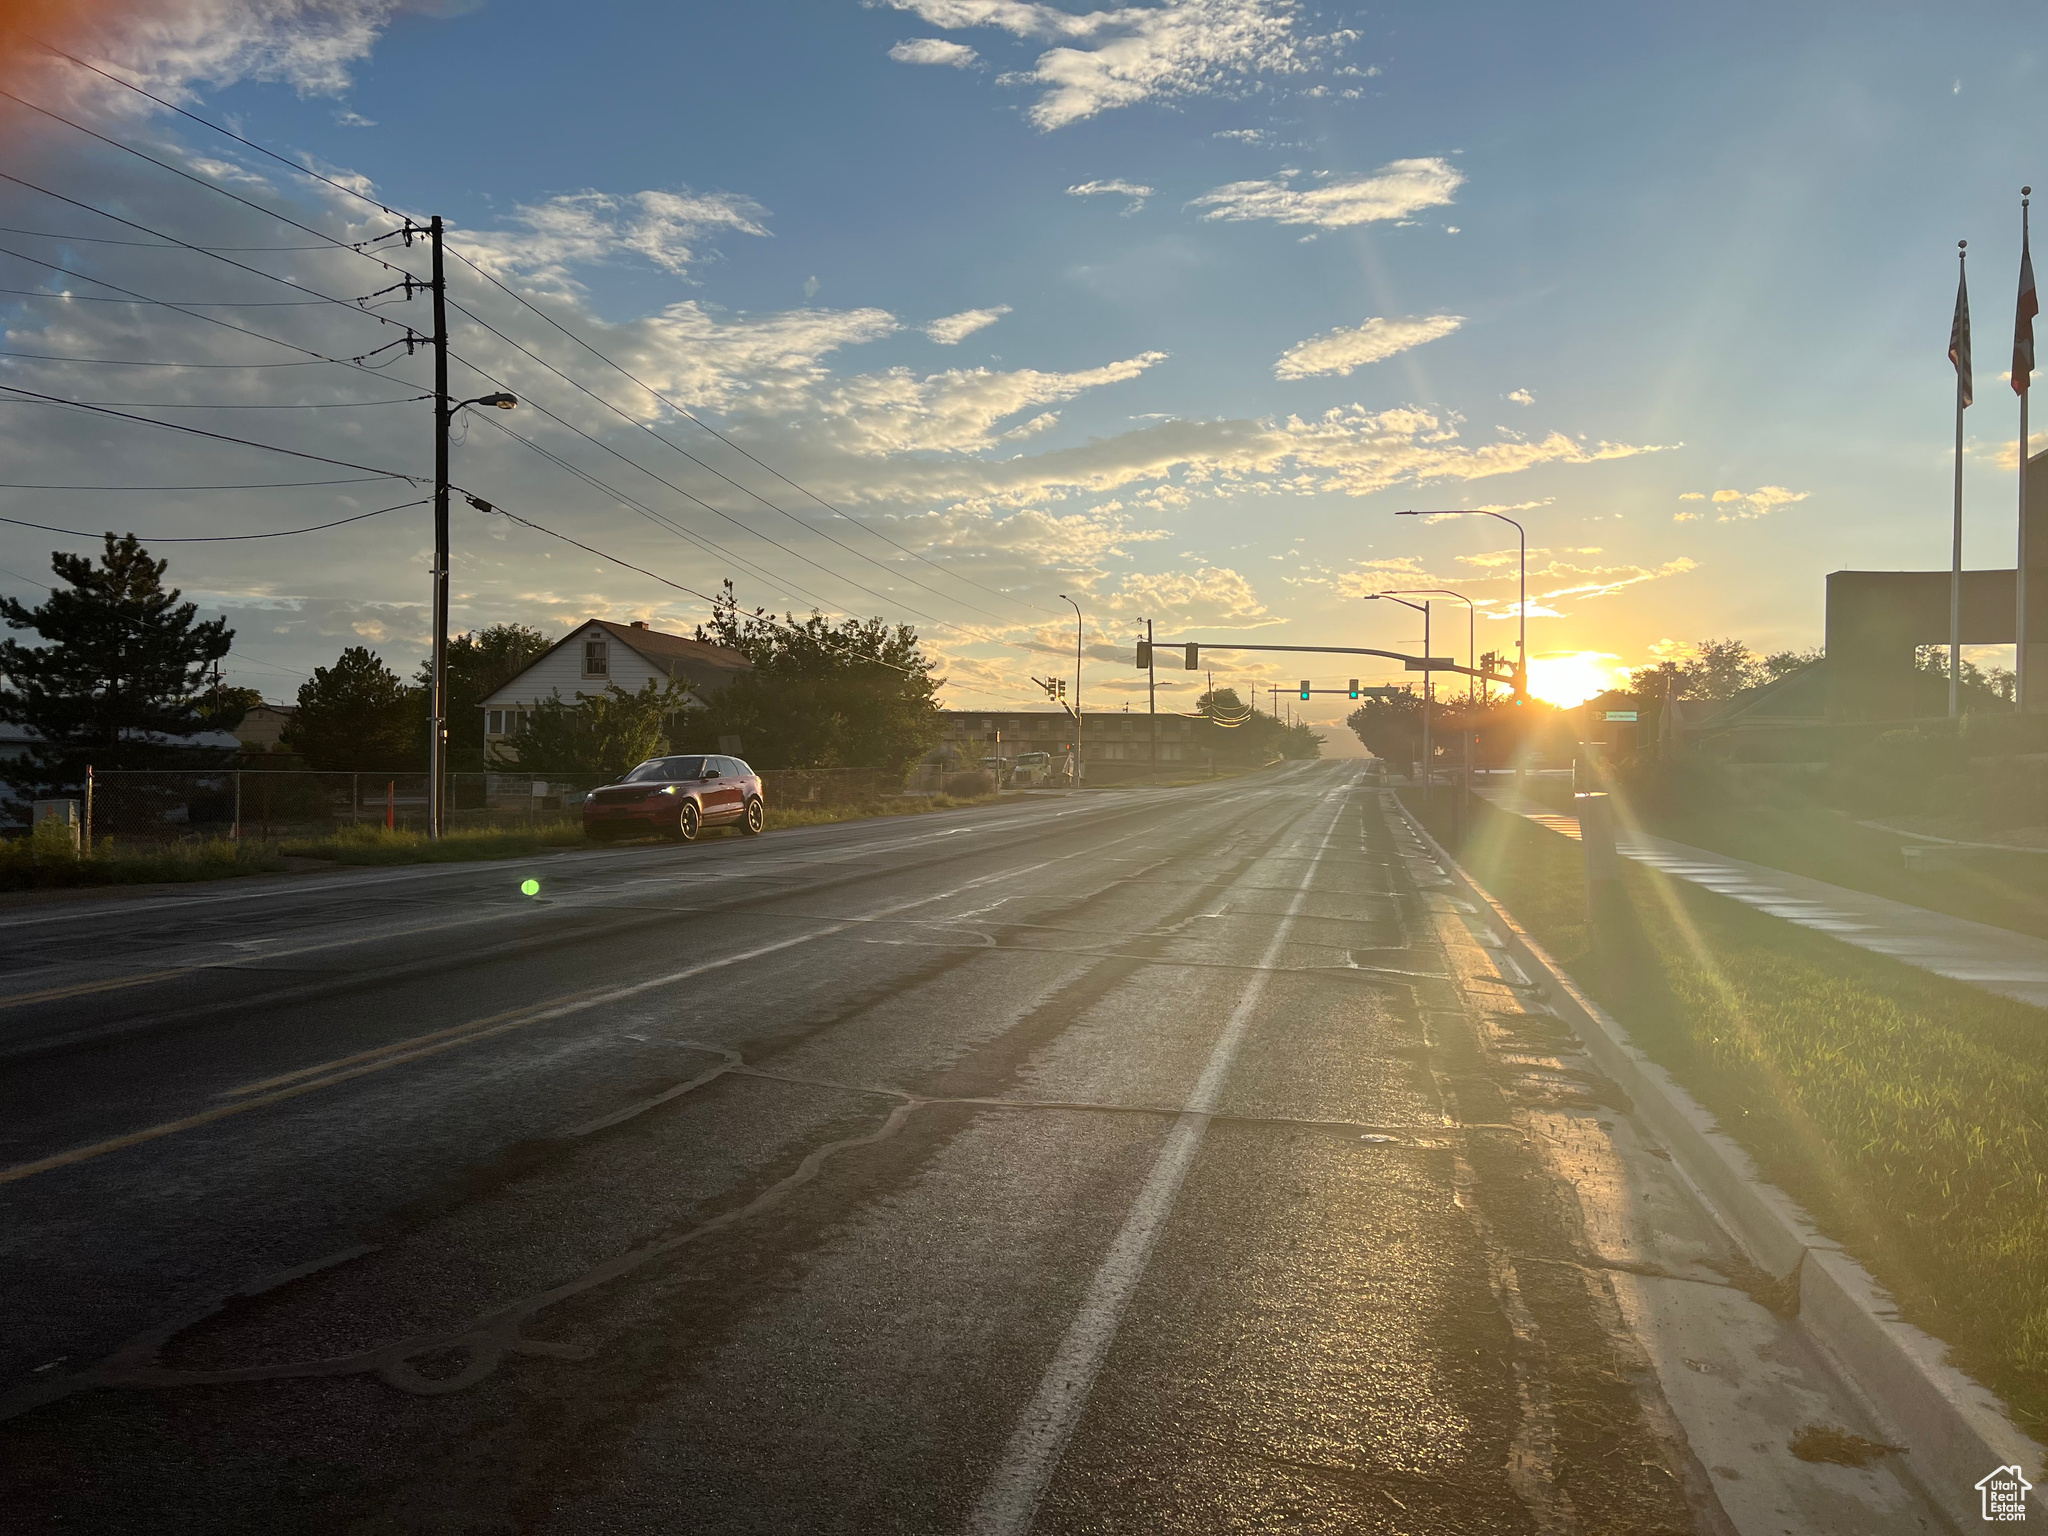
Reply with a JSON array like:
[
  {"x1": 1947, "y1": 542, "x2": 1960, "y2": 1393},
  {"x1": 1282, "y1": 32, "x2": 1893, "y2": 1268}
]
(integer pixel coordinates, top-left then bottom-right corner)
[{"x1": 0, "y1": 765, "x2": 1765, "y2": 1532}]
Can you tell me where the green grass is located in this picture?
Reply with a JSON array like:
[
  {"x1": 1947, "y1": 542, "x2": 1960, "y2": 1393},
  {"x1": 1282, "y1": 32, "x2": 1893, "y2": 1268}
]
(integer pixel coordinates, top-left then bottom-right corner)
[
  {"x1": 1413, "y1": 792, "x2": 2048, "y2": 1438},
  {"x1": 0, "y1": 836, "x2": 285, "y2": 890},
  {"x1": 280, "y1": 821, "x2": 592, "y2": 864}
]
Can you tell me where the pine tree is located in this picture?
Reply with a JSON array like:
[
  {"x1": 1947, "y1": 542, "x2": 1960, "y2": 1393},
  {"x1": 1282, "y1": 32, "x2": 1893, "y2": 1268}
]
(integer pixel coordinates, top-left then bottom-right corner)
[
  {"x1": 0, "y1": 533, "x2": 233, "y2": 795},
  {"x1": 283, "y1": 647, "x2": 423, "y2": 770}
]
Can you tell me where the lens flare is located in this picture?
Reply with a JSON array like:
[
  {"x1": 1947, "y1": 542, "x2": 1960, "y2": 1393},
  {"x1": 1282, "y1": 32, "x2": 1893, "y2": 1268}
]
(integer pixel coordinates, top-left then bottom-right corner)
[
  {"x1": 520, "y1": 878, "x2": 540, "y2": 897},
  {"x1": 1524, "y1": 652, "x2": 1625, "y2": 708}
]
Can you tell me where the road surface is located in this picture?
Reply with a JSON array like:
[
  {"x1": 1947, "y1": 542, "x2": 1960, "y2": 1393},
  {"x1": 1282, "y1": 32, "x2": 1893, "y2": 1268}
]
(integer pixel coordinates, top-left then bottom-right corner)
[{"x1": 0, "y1": 764, "x2": 1934, "y2": 1532}]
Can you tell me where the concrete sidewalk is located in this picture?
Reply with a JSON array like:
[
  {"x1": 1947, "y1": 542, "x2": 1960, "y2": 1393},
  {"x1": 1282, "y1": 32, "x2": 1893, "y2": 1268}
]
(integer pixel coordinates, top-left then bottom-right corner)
[{"x1": 1478, "y1": 788, "x2": 2048, "y2": 1011}]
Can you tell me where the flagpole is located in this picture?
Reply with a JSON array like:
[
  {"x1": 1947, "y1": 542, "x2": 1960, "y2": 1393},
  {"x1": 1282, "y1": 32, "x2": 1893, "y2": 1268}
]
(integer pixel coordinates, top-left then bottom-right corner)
[
  {"x1": 1953, "y1": 240, "x2": 1968, "y2": 720},
  {"x1": 2020, "y1": 187, "x2": 2035, "y2": 714}
]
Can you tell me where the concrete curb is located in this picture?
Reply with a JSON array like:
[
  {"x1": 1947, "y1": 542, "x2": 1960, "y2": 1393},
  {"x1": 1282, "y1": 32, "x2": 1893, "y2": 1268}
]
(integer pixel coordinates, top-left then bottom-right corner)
[{"x1": 1398, "y1": 804, "x2": 2045, "y2": 1531}]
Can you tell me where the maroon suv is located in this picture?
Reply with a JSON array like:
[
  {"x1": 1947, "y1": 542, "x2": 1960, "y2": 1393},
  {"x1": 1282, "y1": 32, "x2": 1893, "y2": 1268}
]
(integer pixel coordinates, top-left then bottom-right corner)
[{"x1": 582, "y1": 754, "x2": 766, "y2": 842}]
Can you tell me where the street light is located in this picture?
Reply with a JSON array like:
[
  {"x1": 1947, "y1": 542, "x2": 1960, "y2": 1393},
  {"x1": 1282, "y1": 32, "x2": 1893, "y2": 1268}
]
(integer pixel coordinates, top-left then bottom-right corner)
[
  {"x1": 1379, "y1": 587, "x2": 1476, "y2": 702},
  {"x1": 1399, "y1": 508, "x2": 1526, "y2": 701},
  {"x1": 1366, "y1": 592, "x2": 1432, "y2": 795},
  {"x1": 1059, "y1": 592, "x2": 1083, "y2": 789},
  {"x1": 427, "y1": 389, "x2": 519, "y2": 838}
]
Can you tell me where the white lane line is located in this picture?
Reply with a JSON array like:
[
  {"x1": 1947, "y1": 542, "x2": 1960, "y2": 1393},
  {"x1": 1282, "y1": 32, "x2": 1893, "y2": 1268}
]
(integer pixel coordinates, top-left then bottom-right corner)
[{"x1": 966, "y1": 789, "x2": 1347, "y2": 1536}]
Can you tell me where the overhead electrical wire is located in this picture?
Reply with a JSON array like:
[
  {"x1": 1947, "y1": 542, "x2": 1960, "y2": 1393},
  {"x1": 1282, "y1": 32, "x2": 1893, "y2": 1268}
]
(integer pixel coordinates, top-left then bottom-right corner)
[
  {"x1": 0, "y1": 395, "x2": 428, "y2": 410},
  {"x1": 0, "y1": 496, "x2": 426, "y2": 542},
  {"x1": 0, "y1": 224, "x2": 388, "y2": 252},
  {"x1": 16, "y1": 48, "x2": 1061, "y2": 678},
  {"x1": 0, "y1": 287, "x2": 336, "y2": 307},
  {"x1": 0, "y1": 382, "x2": 418, "y2": 480},
  {"x1": 0, "y1": 348, "x2": 332, "y2": 369},
  {"x1": 24, "y1": 48, "x2": 1054, "y2": 630},
  {"x1": 0, "y1": 475, "x2": 395, "y2": 489}
]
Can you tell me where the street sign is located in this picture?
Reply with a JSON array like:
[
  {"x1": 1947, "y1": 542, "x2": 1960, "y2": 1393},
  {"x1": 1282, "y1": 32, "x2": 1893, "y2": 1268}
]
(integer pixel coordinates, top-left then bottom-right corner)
[
  {"x1": 1403, "y1": 657, "x2": 1458, "y2": 671},
  {"x1": 1604, "y1": 710, "x2": 1639, "y2": 722},
  {"x1": 1359, "y1": 686, "x2": 1402, "y2": 700}
]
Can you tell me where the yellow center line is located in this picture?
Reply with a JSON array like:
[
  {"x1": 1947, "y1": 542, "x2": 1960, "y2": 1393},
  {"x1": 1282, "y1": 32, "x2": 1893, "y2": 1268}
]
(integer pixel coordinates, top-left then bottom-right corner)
[{"x1": 0, "y1": 967, "x2": 196, "y2": 1012}]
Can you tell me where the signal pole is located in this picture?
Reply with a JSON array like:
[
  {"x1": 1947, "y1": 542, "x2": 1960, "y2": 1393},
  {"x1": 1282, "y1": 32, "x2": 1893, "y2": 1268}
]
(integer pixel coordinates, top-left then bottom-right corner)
[{"x1": 1145, "y1": 617, "x2": 1157, "y2": 783}]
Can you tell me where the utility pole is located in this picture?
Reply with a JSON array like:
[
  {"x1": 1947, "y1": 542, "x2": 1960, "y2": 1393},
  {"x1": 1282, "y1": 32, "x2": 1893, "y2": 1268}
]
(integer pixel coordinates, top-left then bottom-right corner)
[{"x1": 428, "y1": 214, "x2": 450, "y2": 839}]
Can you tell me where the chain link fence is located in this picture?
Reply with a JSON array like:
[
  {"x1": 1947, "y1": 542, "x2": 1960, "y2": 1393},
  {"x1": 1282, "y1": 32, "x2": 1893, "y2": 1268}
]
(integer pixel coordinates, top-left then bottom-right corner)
[{"x1": 43, "y1": 766, "x2": 913, "y2": 846}]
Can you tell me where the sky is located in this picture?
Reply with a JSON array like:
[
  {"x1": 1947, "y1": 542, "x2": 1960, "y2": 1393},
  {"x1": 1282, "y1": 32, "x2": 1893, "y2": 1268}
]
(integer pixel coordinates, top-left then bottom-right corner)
[{"x1": 0, "y1": 0, "x2": 2043, "y2": 745}]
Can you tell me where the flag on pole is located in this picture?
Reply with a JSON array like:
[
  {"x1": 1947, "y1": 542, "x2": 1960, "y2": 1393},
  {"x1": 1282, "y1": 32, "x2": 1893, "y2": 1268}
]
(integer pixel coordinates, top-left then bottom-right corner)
[
  {"x1": 2015, "y1": 215, "x2": 2037, "y2": 395},
  {"x1": 1952, "y1": 258, "x2": 1973, "y2": 407}
]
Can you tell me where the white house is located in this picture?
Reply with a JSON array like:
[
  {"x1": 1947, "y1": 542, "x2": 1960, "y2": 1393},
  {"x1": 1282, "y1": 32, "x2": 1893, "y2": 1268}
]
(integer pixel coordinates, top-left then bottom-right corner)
[{"x1": 479, "y1": 619, "x2": 751, "y2": 761}]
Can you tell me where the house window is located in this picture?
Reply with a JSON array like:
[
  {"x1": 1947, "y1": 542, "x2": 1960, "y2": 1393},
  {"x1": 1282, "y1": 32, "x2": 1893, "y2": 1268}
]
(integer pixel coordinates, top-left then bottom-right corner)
[
  {"x1": 583, "y1": 636, "x2": 609, "y2": 678},
  {"x1": 487, "y1": 710, "x2": 503, "y2": 735}
]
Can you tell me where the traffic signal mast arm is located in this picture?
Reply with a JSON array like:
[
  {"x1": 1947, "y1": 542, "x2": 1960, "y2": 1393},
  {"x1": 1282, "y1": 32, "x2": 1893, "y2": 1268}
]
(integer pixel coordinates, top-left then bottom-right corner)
[{"x1": 1140, "y1": 640, "x2": 1521, "y2": 697}]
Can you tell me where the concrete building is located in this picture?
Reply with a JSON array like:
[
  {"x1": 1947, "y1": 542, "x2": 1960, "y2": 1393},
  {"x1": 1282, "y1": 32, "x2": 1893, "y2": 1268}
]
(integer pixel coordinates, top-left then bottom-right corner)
[
  {"x1": 480, "y1": 619, "x2": 751, "y2": 761},
  {"x1": 1826, "y1": 448, "x2": 2048, "y2": 719},
  {"x1": 233, "y1": 703, "x2": 296, "y2": 754}
]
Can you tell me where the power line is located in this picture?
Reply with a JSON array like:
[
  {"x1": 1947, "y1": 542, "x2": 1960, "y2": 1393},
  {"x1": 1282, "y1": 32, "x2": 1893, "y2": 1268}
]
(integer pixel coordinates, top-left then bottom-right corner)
[
  {"x1": 440, "y1": 287, "x2": 1032, "y2": 628},
  {"x1": 442, "y1": 246, "x2": 1059, "y2": 621},
  {"x1": 0, "y1": 347, "x2": 331, "y2": 369},
  {"x1": 0, "y1": 383, "x2": 418, "y2": 479},
  {"x1": 458, "y1": 490, "x2": 924, "y2": 677},
  {"x1": 0, "y1": 84, "x2": 405, "y2": 271},
  {"x1": 0, "y1": 497, "x2": 426, "y2": 543},
  {"x1": 35, "y1": 41, "x2": 405, "y2": 219},
  {"x1": 0, "y1": 224, "x2": 389, "y2": 252},
  {"x1": 0, "y1": 395, "x2": 428, "y2": 411},
  {"x1": 0, "y1": 475, "x2": 394, "y2": 489},
  {"x1": 0, "y1": 287, "x2": 336, "y2": 307},
  {"x1": 0, "y1": 168, "x2": 412, "y2": 325},
  {"x1": 16, "y1": 47, "x2": 1055, "y2": 629}
]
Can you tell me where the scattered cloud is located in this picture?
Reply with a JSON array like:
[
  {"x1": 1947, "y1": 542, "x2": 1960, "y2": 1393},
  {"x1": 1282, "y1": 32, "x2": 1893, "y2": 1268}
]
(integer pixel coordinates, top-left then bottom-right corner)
[
  {"x1": 1067, "y1": 178, "x2": 1155, "y2": 213},
  {"x1": 1274, "y1": 314, "x2": 1463, "y2": 380},
  {"x1": 889, "y1": 37, "x2": 981, "y2": 66},
  {"x1": 1687, "y1": 485, "x2": 1809, "y2": 521},
  {"x1": 925, "y1": 305, "x2": 1013, "y2": 344},
  {"x1": 1506, "y1": 388, "x2": 1533, "y2": 405},
  {"x1": 460, "y1": 187, "x2": 772, "y2": 289},
  {"x1": 1191, "y1": 157, "x2": 1464, "y2": 229},
  {"x1": 881, "y1": 0, "x2": 1333, "y2": 130}
]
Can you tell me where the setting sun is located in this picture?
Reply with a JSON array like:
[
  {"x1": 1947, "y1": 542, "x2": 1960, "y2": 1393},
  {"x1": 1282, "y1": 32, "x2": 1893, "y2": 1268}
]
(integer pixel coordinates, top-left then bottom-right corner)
[{"x1": 1525, "y1": 652, "x2": 1626, "y2": 707}]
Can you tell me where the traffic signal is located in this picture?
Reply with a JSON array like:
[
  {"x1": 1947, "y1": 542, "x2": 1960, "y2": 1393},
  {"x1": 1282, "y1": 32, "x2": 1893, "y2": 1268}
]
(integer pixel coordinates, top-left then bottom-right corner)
[
  {"x1": 1300, "y1": 680, "x2": 1311, "y2": 700},
  {"x1": 1348, "y1": 679, "x2": 1360, "y2": 699},
  {"x1": 1058, "y1": 679, "x2": 1067, "y2": 699},
  {"x1": 1184, "y1": 643, "x2": 1199, "y2": 671},
  {"x1": 1135, "y1": 640, "x2": 1151, "y2": 669}
]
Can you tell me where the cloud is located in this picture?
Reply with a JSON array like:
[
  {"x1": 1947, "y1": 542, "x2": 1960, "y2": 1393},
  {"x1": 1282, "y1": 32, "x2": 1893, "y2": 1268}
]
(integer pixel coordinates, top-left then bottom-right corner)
[
  {"x1": 1192, "y1": 157, "x2": 1464, "y2": 229},
  {"x1": 1067, "y1": 178, "x2": 1155, "y2": 213},
  {"x1": 1273, "y1": 314, "x2": 1463, "y2": 380},
  {"x1": 1690, "y1": 485, "x2": 1809, "y2": 521},
  {"x1": 925, "y1": 306, "x2": 1013, "y2": 344},
  {"x1": 1332, "y1": 549, "x2": 1697, "y2": 619},
  {"x1": 889, "y1": 37, "x2": 981, "y2": 66},
  {"x1": 1506, "y1": 388, "x2": 1532, "y2": 405},
  {"x1": 459, "y1": 188, "x2": 773, "y2": 290},
  {"x1": 880, "y1": 0, "x2": 1318, "y2": 130}
]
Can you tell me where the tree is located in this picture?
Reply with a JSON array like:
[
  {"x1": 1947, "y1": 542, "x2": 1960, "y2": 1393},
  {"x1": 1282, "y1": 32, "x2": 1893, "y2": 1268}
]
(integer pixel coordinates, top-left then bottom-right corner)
[
  {"x1": 412, "y1": 623, "x2": 552, "y2": 768},
  {"x1": 284, "y1": 647, "x2": 423, "y2": 770},
  {"x1": 1628, "y1": 638, "x2": 1765, "y2": 701},
  {"x1": 199, "y1": 685, "x2": 265, "y2": 731},
  {"x1": 1762, "y1": 647, "x2": 1823, "y2": 683},
  {"x1": 1346, "y1": 689, "x2": 1424, "y2": 764},
  {"x1": 682, "y1": 582, "x2": 942, "y2": 773},
  {"x1": 513, "y1": 678, "x2": 689, "y2": 776},
  {"x1": 0, "y1": 533, "x2": 233, "y2": 795}
]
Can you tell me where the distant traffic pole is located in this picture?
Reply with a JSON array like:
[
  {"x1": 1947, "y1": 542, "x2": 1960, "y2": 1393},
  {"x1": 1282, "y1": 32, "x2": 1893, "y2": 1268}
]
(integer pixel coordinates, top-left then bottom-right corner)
[
  {"x1": 1367, "y1": 593, "x2": 1431, "y2": 796},
  {"x1": 2017, "y1": 186, "x2": 2037, "y2": 713},
  {"x1": 1145, "y1": 617, "x2": 1158, "y2": 782},
  {"x1": 1381, "y1": 586, "x2": 1476, "y2": 703},
  {"x1": 1400, "y1": 508, "x2": 1527, "y2": 701},
  {"x1": 1060, "y1": 592, "x2": 1083, "y2": 788},
  {"x1": 429, "y1": 215, "x2": 449, "y2": 838}
]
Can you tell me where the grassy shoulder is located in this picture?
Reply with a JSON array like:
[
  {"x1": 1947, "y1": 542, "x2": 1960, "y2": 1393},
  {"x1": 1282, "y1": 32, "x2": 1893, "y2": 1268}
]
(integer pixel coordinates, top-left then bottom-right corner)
[
  {"x1": 1410, "y1": 791, "x2": 2048, "y2": 1439},
  {"x1": 0, "y1": 789, "x2": 1008, "y2": 887}
]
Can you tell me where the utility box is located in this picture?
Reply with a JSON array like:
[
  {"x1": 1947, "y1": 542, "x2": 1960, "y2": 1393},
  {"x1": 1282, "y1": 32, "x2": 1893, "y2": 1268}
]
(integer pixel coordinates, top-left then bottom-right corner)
[{"x1": 31, "y1": 799, "x2": 80, "y2": 853}]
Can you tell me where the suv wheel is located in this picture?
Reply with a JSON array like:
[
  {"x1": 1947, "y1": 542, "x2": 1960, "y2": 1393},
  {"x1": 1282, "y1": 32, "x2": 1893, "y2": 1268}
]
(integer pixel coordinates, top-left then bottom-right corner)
[
  {"x1": 740, "y1": 796, "x2": 765, "y2": 835},
  {"x1": 669, "y1": 800, "x2": 700, "y2": 842}
]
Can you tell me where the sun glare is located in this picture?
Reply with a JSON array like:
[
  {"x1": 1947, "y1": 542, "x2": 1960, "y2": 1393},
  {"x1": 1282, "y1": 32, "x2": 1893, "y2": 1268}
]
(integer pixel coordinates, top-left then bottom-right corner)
[{"x1": 1525, "y1": 652, "x2": 1624, "y2": 707}]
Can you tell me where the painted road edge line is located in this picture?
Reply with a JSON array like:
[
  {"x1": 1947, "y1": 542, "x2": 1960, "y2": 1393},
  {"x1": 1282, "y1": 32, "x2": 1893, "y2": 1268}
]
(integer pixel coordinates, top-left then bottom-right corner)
[{"x1": 1399, "y1": 801, "x2": 2047, "y2": 1529}]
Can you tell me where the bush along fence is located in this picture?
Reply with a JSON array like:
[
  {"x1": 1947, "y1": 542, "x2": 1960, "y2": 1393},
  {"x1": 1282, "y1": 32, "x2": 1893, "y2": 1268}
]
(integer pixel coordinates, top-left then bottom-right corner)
[{"x1": 23, "y1": 767, "x2": 918, "y2": 848}]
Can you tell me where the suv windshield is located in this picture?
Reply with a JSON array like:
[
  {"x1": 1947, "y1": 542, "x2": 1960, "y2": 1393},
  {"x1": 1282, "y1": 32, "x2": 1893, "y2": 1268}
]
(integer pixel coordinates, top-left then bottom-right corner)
[{"x1": 622, "y1": 756, "x2": 707, "y2": 783}]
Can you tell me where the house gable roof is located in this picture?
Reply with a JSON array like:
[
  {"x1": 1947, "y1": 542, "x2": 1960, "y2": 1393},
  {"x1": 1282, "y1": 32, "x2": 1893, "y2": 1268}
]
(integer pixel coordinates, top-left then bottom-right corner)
[{"x1": 484, "y1": 620, "x2": 752, "y2": 705}]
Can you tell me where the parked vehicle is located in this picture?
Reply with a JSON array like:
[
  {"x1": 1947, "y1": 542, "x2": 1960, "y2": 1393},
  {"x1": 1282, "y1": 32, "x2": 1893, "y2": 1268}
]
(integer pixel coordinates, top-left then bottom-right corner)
[{"x1": 582, "y1": 754, "x2": 765, "y2": 842}]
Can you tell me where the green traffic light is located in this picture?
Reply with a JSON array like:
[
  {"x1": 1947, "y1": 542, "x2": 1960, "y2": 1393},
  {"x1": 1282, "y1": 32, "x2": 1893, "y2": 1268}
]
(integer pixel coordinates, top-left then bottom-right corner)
[{"x1": 520, "y1": 878, "x2": 540, "y2": 897}]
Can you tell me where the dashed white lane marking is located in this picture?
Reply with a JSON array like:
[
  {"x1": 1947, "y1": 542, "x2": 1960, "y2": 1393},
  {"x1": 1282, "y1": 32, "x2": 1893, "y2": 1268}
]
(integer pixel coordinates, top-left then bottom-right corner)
[{"x1": 966, "y1": 789, "x2": 1347, "y2": 1536}]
